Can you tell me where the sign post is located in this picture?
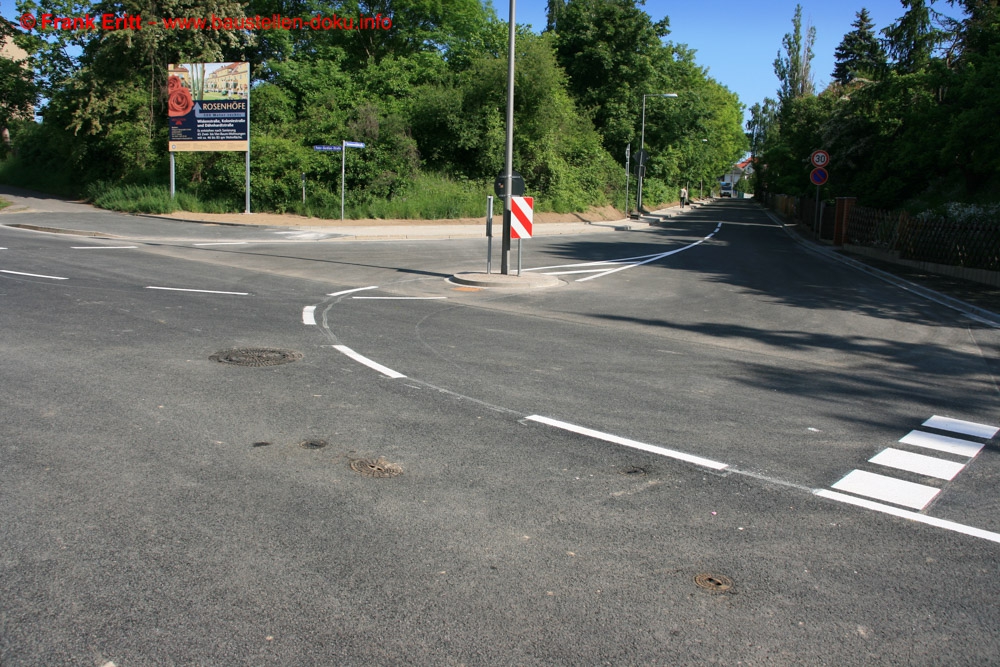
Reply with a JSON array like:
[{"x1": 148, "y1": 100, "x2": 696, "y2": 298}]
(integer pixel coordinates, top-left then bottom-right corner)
[
  {"x1": 809, "y1": 150, "x2": 831, "y2": 236},
  {"x1": 510, "y1": 196, "x2": 533, "y2": 276},
  {"x1": 624, "y1": 143, "x2": 631, "y2": 216},
  {"x1": 486, "y1": 195, "x2": 494, "y2": 274},
  {"x1": 340, "y1": 140, "x2": 366, "y2": 220}
]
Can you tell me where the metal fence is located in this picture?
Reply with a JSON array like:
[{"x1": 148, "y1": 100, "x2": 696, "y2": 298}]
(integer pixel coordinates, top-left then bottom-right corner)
[{"x1": 846, "y1": 205, "x2": 1000, "y2": 271}]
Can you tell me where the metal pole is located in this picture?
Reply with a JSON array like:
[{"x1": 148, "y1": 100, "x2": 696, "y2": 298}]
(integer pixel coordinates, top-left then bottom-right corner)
[
  {"x1": 517, "y1": 238, "x2": 522, "y2": 276},
  {"x1": 624, "y1": 143, "x2": 630, "y2": 216},
  {"x1": 500, "y1": 0, "x2": 516, "y2": 275},
  {"x1": 244, "y1": 86, "x2": 251, "y2": 214},
  {"x1": 637, "y1": 95, "x2": 647, "y2": 213},
  {"x1": 302, "y1": 172, "x2": 306, "y2": 204},
  {"x1": 341, "y1": 139, "x2": 346, "y2": 221},
  {"x1": 486, "y1": 195, "x2": 494, "y2": 274},
  {"x1": 815, "y1": 185, "x2": 821, "y2": 236},
  {"x1": 169, "y1": 152, "x2": 175, "y2": 199}
]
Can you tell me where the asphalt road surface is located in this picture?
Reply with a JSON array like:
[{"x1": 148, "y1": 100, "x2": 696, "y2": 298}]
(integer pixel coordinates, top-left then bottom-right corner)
[{"x1": 2, "y1": 200, "x2": 999, "y2": 665}]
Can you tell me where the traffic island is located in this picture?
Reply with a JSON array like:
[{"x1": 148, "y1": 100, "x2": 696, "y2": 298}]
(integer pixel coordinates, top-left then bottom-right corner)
[{"x1": 448, "y1": 271, "x2": 563, "y2": 289}]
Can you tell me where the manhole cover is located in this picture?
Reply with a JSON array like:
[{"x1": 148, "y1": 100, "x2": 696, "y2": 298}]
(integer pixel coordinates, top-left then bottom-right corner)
[
  {"x1": 210, "y1": 348, "x2": 302, "y2": 367},
  {"x1": 350, "y1": 456, "x2": 403, "y2": 478},
  {"x1": 694, "y1": 573, "x2": 734, "y2": 593},
  {"x1": 300, "y1": 439, "x2": 328, "y2": 450}
]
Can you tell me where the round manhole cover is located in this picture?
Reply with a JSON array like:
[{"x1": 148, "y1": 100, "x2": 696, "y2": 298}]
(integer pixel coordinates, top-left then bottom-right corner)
[
  {"x1": 210, "y1": 348, "x2": 303, "y2": 367},
  {"x1": 694, "y1": 573, "x2": 734, "y2": 593},
  {"x1": 299, "y1": 439, "x2": 328, "y2": 450},
  {"x1": 350, "y1": 457, "x2": 403, "y2": 478}
]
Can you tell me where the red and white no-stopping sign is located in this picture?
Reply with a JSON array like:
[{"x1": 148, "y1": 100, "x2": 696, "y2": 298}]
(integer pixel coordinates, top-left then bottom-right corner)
[{"x1": 510, "y1": 196, "x2": 533, "y2": 239}]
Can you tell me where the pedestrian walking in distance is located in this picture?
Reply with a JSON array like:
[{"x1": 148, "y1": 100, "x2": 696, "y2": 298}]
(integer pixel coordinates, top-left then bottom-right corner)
[{"x1": 680, "y1": 186, "x2": 688, "y2": 208}]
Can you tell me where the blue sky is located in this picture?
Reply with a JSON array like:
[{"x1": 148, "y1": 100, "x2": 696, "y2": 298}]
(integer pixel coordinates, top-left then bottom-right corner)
[{"x1": 513, "y1": 0, "x2": 958, "y2": 124}]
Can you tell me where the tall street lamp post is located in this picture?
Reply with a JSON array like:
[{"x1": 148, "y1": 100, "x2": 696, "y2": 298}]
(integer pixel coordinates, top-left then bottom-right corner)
[{"x1": 636, "y1": 92, "x2": 678, "y2": 213}]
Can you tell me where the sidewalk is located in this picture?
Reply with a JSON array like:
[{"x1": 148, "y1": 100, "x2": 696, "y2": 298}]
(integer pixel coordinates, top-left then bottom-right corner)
[{"x1": 769, "y1": 210, "x2": 1000, "y2": 327}]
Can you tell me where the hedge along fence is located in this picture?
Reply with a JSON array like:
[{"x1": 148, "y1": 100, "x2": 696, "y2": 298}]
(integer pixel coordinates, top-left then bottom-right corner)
[{"x1": 847, "y1": 203, "x2": 1000, "y2": 272}]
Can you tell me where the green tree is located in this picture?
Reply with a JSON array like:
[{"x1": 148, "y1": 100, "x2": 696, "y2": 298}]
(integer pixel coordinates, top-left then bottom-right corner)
[
  {"x1": 0, "y1": 21, "x2": 37, "y2": 136},
  {"x1": 553, "y1": 0, "x2": 671, "y2": 150},
  {"x1": 773, "y1": 4, "x2": 816, "y2": 106},
  {"x1": 832, "y1": 8, "x2": 887, "y2": 84},
  {"x1": 881, "y1": 0, "x2": 942, "y2": 74}
]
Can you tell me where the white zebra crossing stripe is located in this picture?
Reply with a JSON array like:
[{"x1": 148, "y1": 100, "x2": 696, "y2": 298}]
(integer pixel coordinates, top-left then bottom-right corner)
[
  {"x1": 831, "y1": 469, "x2": 940, "y2": 510},
  {"x1": 899, "y1": 430, "x2": 985, "y2": 458},
  {"x1": 922, "y1": 415, "x2": 999, "y2": 440},
  {"x1": 869, "y1": 448, "x2": 966, "y2": 481}
]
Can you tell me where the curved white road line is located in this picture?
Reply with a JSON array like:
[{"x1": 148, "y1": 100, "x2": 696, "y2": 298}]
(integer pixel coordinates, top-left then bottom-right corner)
[{"x1": 1, "y1": 269, "x2": 68, "y2": 280}]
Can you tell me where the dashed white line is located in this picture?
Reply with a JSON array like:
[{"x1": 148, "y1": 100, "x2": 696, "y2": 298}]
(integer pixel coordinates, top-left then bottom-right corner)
[
  {"x1": 332, "y1": 345, "x2": 405, "y2": 378},
  {"x1": 193, "y1": 242, "x2": 248, "y2": 246},
  {"x1": 869, "y1": 447, "x2": 966, "y2": 481},
  {"x1": 72, "y1": 246, "x2": 138, "y2": 249},
  {"x1": 1, "y1": 269, "x2": 68, "y2": 280},
  {"x1": 526, "y1": 415, "x2": 729, "y2": 471},
  {"x1": 924, "y1": 415, "x2": 999, "y2": 440},
  {"x1": 815, "y1": 490, "x2": 1000, "y2": 544},
  {"x1": 899, "y1": 430, "x2": 985, "y2": 458},
  {"x1": 302, "y1": 306, "x2": 317, "y2": 325},
  {"x1": 145, "y1": 286, "x2": 249, "y2": 295},
  {"x1": 830, "y1": 469, "x2": 940, "y2": 510}
]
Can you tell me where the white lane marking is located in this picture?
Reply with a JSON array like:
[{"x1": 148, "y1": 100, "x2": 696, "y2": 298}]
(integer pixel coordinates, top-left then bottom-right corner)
[
  {"x1": 302, "y1": 306, "x2": 316, "y2": 325},
  {"x1": 830, "y1": 469, "x2": 940, "y2": 510},
  {"x1": 869, "y1": 448, "x2": 966, "y2": 481},
  {"x1": 1, "y1": 269, "x2": 68, "y2": 280},
  {"x1": 899, "y1": 430, "x2": 985, "y2": 458},
  {"x1": 923, "y1": 415, "x2": 999, "y2": 440},
  {"x1": 352, "y1": 296, "x2": 447, "y2": 300},
  {"x1": 72, "y1": 246, "x2": 137, "y2": 249},
  {"x1": 542, "y1": 268, "x2": 617, "y2": 276},
  {"x1": 328, "y1": 286, "x2": 378, "y2": 297},
  {"x1": 576, "y1": 223, "x2": 723, "y2": 283},
  {"x1": 332, "y1": 344, "x2": 405, "y2": 379},
  {"x1": 526, "y1": 254, "x2": 664, "y2": 272},
  {"x1": 193, "y1": 242, "x2": 248, "y2": 246},
  {"x1": 815, "y1": 490, "x2": 1000, "y2": 544},
  {"x1": 0, "y1": 247, "x2": 7, "y2": 250},
  {"x1": 145, "y1": 286, "x2": 249, "y2": 295},
  {"x1": 526, "y1": 415, "x2": 729, "y2": 471}
]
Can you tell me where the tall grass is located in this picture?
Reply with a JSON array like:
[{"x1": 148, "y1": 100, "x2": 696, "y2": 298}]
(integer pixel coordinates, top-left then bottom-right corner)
[
  {"x1": 85, "y1": 182, "x2": 235, "y2": 214},
  {"x1": 294, "y1": 173, "x2": 492, "y2": 220}
]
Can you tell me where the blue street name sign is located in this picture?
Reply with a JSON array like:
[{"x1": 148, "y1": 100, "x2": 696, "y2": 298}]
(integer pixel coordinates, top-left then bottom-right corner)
[
  {"x1": 313, "y1": 145, "x2": 342, "y2": 151},
  {"x1": 344, "y1": 141, "x2": 366, "y2": 149}
]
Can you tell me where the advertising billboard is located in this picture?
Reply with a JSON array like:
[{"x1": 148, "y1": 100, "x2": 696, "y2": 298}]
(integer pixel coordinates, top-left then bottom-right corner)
[{"x1": 167, "y1": 62, "x2": 249, "y2": 152}]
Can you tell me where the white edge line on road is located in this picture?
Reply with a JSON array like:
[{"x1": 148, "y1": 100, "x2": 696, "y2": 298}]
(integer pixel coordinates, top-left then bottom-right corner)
[
  {"x1": 302, "y1": 305, "x2": 317, "y2": 325},
  {"x1": 575, "y1": 223, "x2": 722, "y2": 283},
  {"x1": 815, "y1": 489, "x2": 1000, "y2": 544},
  {"x1": 332, "y1": 344, "x2": 406, "y2": 379},
  {"x1": 193, "y1": 242, "x2": 248, "y2": 246},
  {"x1": 328, "y1": 285, "x2": 379, "y2": 297},
  {"x1": 1, "y1": 269, "x2": 68, "y2": 280},
  {"x1": 72, "y1": 246, "x2": 138, "y2": 249},
  {"x1": 526, "y1": 415, "x2": 729, "y2": 471},
  {"x1": 353, "y1": 296, "x2": 448, "y2": 300},
  {"x1": 145, "y1": 286, "x2": 249, "y2": 295}
]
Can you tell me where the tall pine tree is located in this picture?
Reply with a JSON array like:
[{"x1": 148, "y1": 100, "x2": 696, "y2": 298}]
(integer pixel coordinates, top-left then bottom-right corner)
[{"x1": 832, "y1": 8, "x2": 886, "y2": 84}]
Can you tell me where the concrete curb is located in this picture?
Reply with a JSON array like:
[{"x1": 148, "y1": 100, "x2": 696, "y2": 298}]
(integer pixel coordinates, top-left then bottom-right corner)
[{"x1": 449, "y1": 271, "x2": 563, "y2": 289}]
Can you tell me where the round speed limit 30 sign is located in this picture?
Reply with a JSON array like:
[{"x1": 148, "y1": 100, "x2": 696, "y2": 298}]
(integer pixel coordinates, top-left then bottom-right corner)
[{"x1": 810, "y1": 150, "x2": 830, "y2": 168}]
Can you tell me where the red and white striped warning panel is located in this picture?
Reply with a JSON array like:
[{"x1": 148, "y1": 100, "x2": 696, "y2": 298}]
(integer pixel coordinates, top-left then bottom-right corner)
[{"x1": 510, "y1": 196, "x2": 533, "y2": 239}]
